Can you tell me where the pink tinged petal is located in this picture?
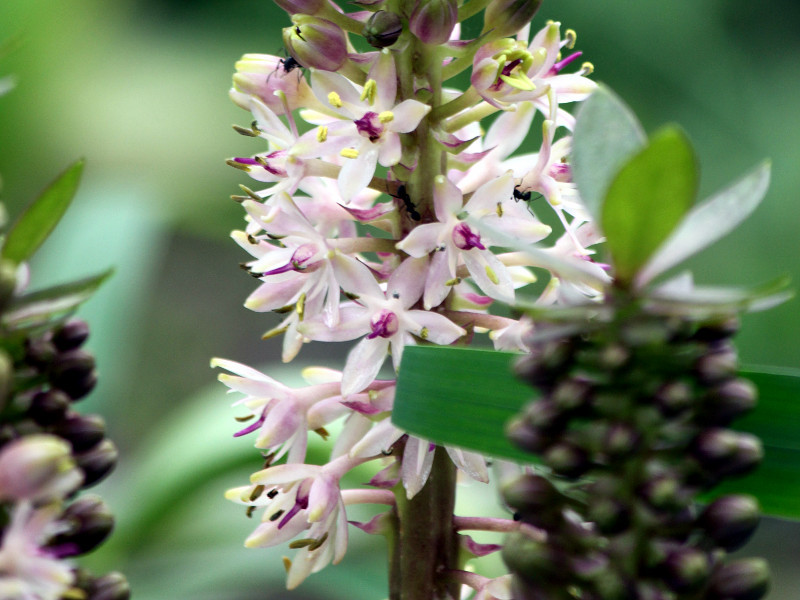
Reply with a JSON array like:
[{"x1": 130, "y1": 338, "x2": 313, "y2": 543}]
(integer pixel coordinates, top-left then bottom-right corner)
[
  {"x1": 463, "y1": 250, "x2": 515, "y2": 303},
  {"x1": 349, "y1": 418, "x2": 403, "y2": 458},
  {"x1": 422, "y1": 249, "x2": 454, "y2": 309},
  {"x1": 310, "y1": 71, "x2": 362, "y2": 118},
  {"x1": 282, "y1": 318, "x2": 305, "y2": 363},
  {"x1": 211, "y1": 358, "x2": 278, "y2": 383},
  {"x1": 403, "y1": 310, "x2": 466, "y2": 345},
  {"x1": 377, "y1": 133, "x2": 402, "y2": 166},
  {"x1": 298, "y1": 306, "x2": 371, "y2": 342},
  {"x1": 216, "y1": 373, "x2": 287, "y2": 398},
  {"x1": 307, "y1": 475, "x2": 339, "y2": 522},
  {"x1": 245, "y1": 277, "x2": 305, "y2": 312},
  {"x1": 306, "y1": 397, "x2": 351, "y2": 427},
  {"x1": 484, "y1": 102, "x2": 536, "y2": 159},
  {"x1": 460, "y1": 534, "x2": 502, "y2": 557},
  {"x1": 388, "y1": 100, "x2": 431, "y2": 132},
  {"x1": 396, "y1": 222, "x2": 445, "y2": 257},
  {"x1": 341, "y1": 202, "x2": 395, "y2": 222},
  {"x1": 465, "y1": 171, "x2": 515, "y2": 214},
  {"x1": 368, "y1": 461, "x2": 400, "y2": 488},
  {"x1": 433, "y1": 175, "x2": 464, "y2": 220},
  {"x1": 245, "y1": 513, "x2": 308, "y2": 548},
  {"x1": 249, "y1": 98, "x2": 294, "y2": 146},
  {"x1": 341, "y1": 336, "x2": 390, "y2": 396},
  {"x1": 339, "y1": 146, "x2": 380, "y2": 201},
  {"x1": 402, "y1": 437, "x2": 435, "y2": 499},
  {"x1": 387, "y1": 256, "x2": 428, "y2": 307},
  {"x1": 331, "y1": 412, "x2": 374, "y2": 458},
  {"x1": 349, "y1": 511, "x2": 392, "y2": 535},
  {"x1": 255, "y1": 402, "x2": 303, "y2": 448},
  {"x1": 251, "y1": 463, "x2": 321, "y2": 486},
  {"x1": 446, "y1": 447, "x2": 489, "y2": 482},
  {"x1": 330, "y1": 253, "x2": 383, "y2": 298},
  {"x1": 369, "y1": 49, "x2": 397, "y2": 108}
]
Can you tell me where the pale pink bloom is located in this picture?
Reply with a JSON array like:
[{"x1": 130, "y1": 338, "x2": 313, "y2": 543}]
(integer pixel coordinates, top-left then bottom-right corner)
[
  {"x1": 302, "y1": 51, "x2": 431, "y2": 200},
  {"x1": 397, "y1": 173, "x2": 549, "y2": 308},
  {"x1": 0, "y1": 435, "x2": 82, "y2": 504},
  {"x1": 229, "y1": 53, "x2": 319, "y2": 115},
  {"x1": 0, "y1": 501, "x2": 74, "y2": 600},
  {"x1": 299, "y1": 256, "x2": 466, "y2": 395}
]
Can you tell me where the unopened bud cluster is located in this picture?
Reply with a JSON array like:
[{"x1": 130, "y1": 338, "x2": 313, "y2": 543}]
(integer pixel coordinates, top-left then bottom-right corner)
[
  {"x1": 503, "y1": 309, "x2": 768, "y2": 599},
  {"x1": 0, "y1": 285, "x2": 127, "y2": 598}
]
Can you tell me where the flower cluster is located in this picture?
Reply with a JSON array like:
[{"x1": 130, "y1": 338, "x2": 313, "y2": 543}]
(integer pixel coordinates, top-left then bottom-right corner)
[{"x1": 216, "y1": 0, "x2": 601, "y2": 591}]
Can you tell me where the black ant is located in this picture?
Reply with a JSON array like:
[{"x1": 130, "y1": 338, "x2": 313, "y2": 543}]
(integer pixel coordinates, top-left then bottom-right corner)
[
  {"x1": 393, "y1": 184, "x2": 421, "y2": 221},
  {"x1": 268, "y1": 54, "x2": 304, "y2": 83},
  {"x1": 513, "y1": 186, "x2": 544, "y2": 204}
]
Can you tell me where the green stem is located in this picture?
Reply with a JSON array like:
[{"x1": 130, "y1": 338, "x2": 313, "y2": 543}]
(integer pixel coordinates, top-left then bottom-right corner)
[
  {"x1": 430, "y1": 87, "x2": 481, "y2": 124},
  {"x1": 442, "y1": 100, "x2": 499, "y2": 133},
  {"x1": 389, "y1": 448, "x2": 460, "y2": 600},
  {"x1": 457, "y1": 0, "x2": 493, "y2": 22},
  {"x1": 319, "y1": 4, "x2": 367, "y2": 34}
]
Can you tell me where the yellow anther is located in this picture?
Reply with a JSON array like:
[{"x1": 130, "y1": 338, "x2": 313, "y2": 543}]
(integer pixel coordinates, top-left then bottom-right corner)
[
  {"x1": 296, "y1": 292, "x2": 306, "y2": 320},
  {"x1": 580, "y1": 61, "x2": 595, "y2": 75},
  {"x1": 496, "y1": 202, "x2": 503, "y2": 217},
  {"x1": 419, "y1": 327, "x2": 429, "y2": 340},
  {"x1": 282, "y1": 557, "x2": 292, "y2": 573},
  {"x1": 378, "y1": 111, "x2": 394, "y2": 123},
  {"x1": 565, "y1": 29, "x2": 577, "y2": 49},
  {"x1": 316, "y1": 126, "x2": 328, "y2": 142},
  {"x1": 340, "y1": 148, "x2": 359, "y2": 159},
  {"x1": 485, "y1": 265, "x2": 499, "y2": 285},
  {"x1": 327, "y1": 91, "x2": 343, "y2": 108},
  {"x1": 499, "y1": 73, "x2": 535, "y2": 91},
  {"x1": 360, "y1": 79, "x2": 377, "y2": 105}
]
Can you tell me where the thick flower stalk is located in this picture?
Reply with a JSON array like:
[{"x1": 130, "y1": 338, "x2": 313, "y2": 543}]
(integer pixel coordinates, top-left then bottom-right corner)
[{"x1": 217, "y1": 0, "x2": 599, "y2": 595}]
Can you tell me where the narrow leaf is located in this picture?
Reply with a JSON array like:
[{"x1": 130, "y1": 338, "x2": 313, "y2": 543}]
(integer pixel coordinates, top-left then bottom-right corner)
[
  {"x1": 571, "y1": 85, "x2": 646, "y2": 222},
  {"x1": 2, "y1": 159, "x2": 84, "y2": 265},
  {"x1": 394, "y1": 346, "x2": 800, "y2": 518},
  {"x1": 601, "y1": 126, "x2": 698, "y2": 284},
  {"x1": 2, "y1": 268, "x2": 113, "y2": 329},
  {"x1": 637, "y1": 161, "x2": 772, "y2": 287}
]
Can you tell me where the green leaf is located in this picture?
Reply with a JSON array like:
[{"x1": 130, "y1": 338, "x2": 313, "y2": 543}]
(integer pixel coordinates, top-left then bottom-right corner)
[
  {"x1": 571, "y1": 85, "x2": 646, "y2": 222},
  {"x1": 601, "y1": 126, "x2": 698, "y2": 284},
  {"x1": 637, "y1": 161, "x2": 772, "y2": 287},
  {"x1": 2, "y1": 268, "x2": 113, "y2": 330},
  {"x1": 393, "y1": 346, "x2": 800, "y2": 519},
  {"x1": 1, "y1": 159, "x2": 84, "y2": 265}
]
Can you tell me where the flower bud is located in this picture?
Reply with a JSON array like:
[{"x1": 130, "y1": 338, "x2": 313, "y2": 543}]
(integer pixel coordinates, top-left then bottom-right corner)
[
  {"x1": 54, "y1": 413, "x2": 106, "y2": 452},
  {"x1": 543, "y1": 441, "x2": 590, "y2": 479},
  {"x1": 76, "y1": 439, "x2": 118, "y2": 487},
  {"x1": 695, "y1": 343, "x2": 738, "y2": 384},
  {"x1": 274, "y1": 0, "x2": 325, "y2": 15},
  {"x1": 230, "y1": 54, "x2": 314, "y2": 114},
  {"x1": 502, "y1": 530, "x2": 561, "y2": 581},
  {"x1": 483, "y1": 0, "x2": 542, "y2": 38},
  {"x1": 29, "y1": 389, "x2": 71, "y2": 426},
  {"x1": 283, "y1": 16, "x2": 347, "y2": 72},
  {"x1": 700, "y1": 494, "x2": 760, "y2": 551},
  {"x1": 50, "y1": 349, "x2": 98, "y2": 401},
  {"x1": 691, "y1": 428, "x2": 763, "y2": 478},
  {"x1": 25, "y1": 337, "x2": 57, "y2": 370},
  {"x1": 53, "y1": 319, "x2": 90, "y2": 352},
  {"x1": 364, "y1": 11, "x2": 403, "y2": 49},
  {"x1": 587, "y1": 497, "x2": 629, "y2": 535},
  {"x1": 692, "y1": 315, "x2": 740, "y2": 343},
  {"x1": 654, "y1": 380, "x2": 693, "y2": 416},
  {"x1": 409, "y1": 0, "x2": 457, "y2": 45},
  {"x1": 0, "y1": 434, "x2": 82, "y2": 502},
  {"x1": 0, "y1": 349, "x2": 12, "y2": 410},
  {"x1": 505, "y1": 416, "x2": 550, "y2": 453},
  {"x1": 661, "y1": 547, "x2": 711, "y2": 593},
  {"x1": 700, "y1": 378, "x2": 757, "y2": 425},
  {"x1": 502, "y1": 473, "x2": 562, "y2": 514},
  {"x1": 89, "y1": 571, "x2": 131, "y2": 600},
  {"x1": 708, "y1": 558, "x2": 769, "y2": 600},
  {"x1": 49, "y1": 494, "x2": 114, "y2": 556},
  {"x1": 0, "y1": 259, "x2": 17, "y2": 311}
]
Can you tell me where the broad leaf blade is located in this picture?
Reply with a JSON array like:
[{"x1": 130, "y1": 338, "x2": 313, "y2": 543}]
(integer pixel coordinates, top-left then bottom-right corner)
[
  {"x1": 394, "y1": 346, "x2": 800, "y2": 519},
  {"x1": 637, "y1": 161, "x2": 772, "y2": 287},
  {"x1": 572, "y1": 86, "x2": 646, "y2": 222},
  {"x1": 2, "y1": 159, "x2": 84, "y2": 265},
  {"x1": 2, "y1": 268, "x2": 113, "y2": 330},
  {"x1": 393, "y1": 346, "x2": 533, "y2": 463},
  {"x1": 601, "y1": 126, "x2": 698, "y2": 284}
]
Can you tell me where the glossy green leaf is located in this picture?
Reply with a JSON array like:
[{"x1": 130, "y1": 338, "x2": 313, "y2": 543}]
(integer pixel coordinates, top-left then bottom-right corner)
[
  {"x1": 637, "y1": 161, "x2": 772, "y2": 287},
  {"x1": 394, "y1": 346, "x2": 800, "y2": 518},
  {"x1": 2, "y1": 268, "x2": 113, "y2": 330},
  {"x1": 601, "y1": 126, "x2": 698, "y2": 283},
  {"x1": 571, "y1": 85, "x2": 646, "y2": 222},
  {"x1": 1, "y1": 159, "x2": 84, "y2": 265}
]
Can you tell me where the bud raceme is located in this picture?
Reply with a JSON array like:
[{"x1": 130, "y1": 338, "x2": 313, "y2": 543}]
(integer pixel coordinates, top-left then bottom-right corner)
[{"x1": 283, "y1": 15, "x2": 348, "y2": 72}]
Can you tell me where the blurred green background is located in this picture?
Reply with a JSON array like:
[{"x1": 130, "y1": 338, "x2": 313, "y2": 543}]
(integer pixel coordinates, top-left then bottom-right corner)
[{"x1": 1, "y1": 0, "x2": 798, "y2": 598}]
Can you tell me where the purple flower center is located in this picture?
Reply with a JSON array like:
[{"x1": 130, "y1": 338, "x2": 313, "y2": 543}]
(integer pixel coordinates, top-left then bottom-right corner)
[
  {"x1": 368, "y1": 310, "x2": 399, "y2": 339},
  {"x1": 548, "y1": 51, "x2": 582, "y2": 76},
  {"x1": 549, "y1": 162, "x2": 572, "y2": 182},
  {"x1": 234, "y1": 408, "x2": 267, "y2": 437},
  {"x1": 262, "y1": 244, "x2": 319, "y2": 276},
  {"x1": 354, "y1": 112, "x2": 384, "y2": 143},
  {"x1": 452, "y1": 223, "x2": 485, "y2": 251}
]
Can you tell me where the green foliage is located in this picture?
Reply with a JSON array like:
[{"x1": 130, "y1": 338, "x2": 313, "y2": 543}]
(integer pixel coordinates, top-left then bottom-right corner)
[
  {"x1": 393, "y1": 345, "x2": 800, "y2": 519},
  {"x1": 1, "y1": 159, "x2": 84, "y2": 266},
  {"x1": 601, "y1": 126, "x2": 698, "y2": 285}
]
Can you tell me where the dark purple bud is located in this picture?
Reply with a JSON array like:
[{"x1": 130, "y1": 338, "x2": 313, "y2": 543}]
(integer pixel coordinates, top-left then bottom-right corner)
[
  {"x1": 587, "y1": 497, "x2": 630, "y2": 535},
  {"x1": 89, "y1": 571, "x2": 131, "y2": 600},
  {"x1": 661, "y1": 547, "x2": 711, "y2": 593},
  {"x1": 363, "y1": 11, "x2": 403, "y2": 49},
  {"x1": 592, "y1": 570, "x2": 634, "y2": 600},
  {"x1": 695, "y1": 344, "x2": 738, "y2": 384},
  {"x1": 51, "y1": 349, "x2": 97, "y2": 401},
  {"x1": 502, "y1": 473, "x2": 562, "y2": 514},
  {"x1": 701, "y1": 378, "x2": 757, "y2": 425},
  {"x1": 544, "y1": 441, "x2": 590, "y2": 479},
  {"x1": 25, "y1": 337, "x2": 57, "y2": 370},
  {"x1": 483, "y1": 0, "x2": 542, "y2": 38},
  {"x1": 639, "y1": 473, "x2": 685, "y2": 511},
  {"x1": 654, "y1": 380, "x2": 694, "y2": 416},
  {"x1": 29, "y1": 389, "x2": 71, "y2": 426},
  {"x1": 52, "y1": 319, "x2": 90, "y2": 352},
  {"x1": 708, "y1": 558, "x2": 770, "y2": 600},
  {"x1": 505, "y1": 416, "x2": 551, "y2": 453},
  {"x1": 551, "y1": 377, "x2": 592, "y2": 412},
  {"x1": 409, "y1": 0, "x2": 457, "y2": 45},
  {"x1": 523, "y1": 399, "x2": 567, "y2": 432},
  {"x1": 693, "y1": 315, "x2": 740, "y2": 343},
  {"x1": 502, "y1": 530, "x2": 562, "y2": 581},
  {"x1": 691, "y1": 428, "x2": 763, "y2": 477},
  {"x1": 76, "y1": 439, "x2": 118, "y2": 487},
  {"x1": 49, "y1": 494, "x2": 114, "y2": 556},
  {"x1": 603, "y1": 422, "x2": 640, "y2": 460},
  {"x1": 700, "y1": 494, "x2": 760, "y2": 551},
  {"x1": 274, "y1": 0, "x2": 325, "y2": 15},
  {"x1": 53, "y1": 413, "x2": 106, "y2": 452}
]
